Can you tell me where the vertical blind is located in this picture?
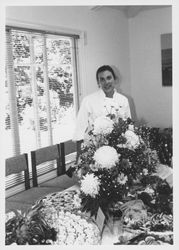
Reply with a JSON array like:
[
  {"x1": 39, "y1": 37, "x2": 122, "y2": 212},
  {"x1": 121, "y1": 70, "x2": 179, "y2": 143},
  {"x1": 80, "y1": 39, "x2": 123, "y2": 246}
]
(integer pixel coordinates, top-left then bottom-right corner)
[{"x1": 5, "y1": 26, "x2": 79, "y2": 191}]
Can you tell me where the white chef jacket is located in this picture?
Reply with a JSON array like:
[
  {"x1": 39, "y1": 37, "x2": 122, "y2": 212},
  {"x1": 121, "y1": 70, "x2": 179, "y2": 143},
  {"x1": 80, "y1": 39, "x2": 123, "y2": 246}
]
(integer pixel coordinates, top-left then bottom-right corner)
[{"x1": 73, "y1": 89, "x2": 131, "y2": 141}]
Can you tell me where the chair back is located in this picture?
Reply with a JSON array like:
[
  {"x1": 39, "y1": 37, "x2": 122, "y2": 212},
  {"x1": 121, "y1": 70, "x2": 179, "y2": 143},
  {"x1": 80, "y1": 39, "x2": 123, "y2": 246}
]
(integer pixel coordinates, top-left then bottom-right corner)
[
  {"x1": 64, "y1": 140, "x2": 77, "y2": 155},
  {"x1": 5, "y1": 154, "x2": 30, "y2": 190},
  {"x1": 31, "y1": 144, "x2": 65, "y2": 187}
]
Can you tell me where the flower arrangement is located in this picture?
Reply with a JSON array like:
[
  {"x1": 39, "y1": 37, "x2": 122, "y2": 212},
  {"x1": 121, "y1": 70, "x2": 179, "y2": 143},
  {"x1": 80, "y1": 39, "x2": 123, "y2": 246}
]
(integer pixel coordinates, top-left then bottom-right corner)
[
  {"x1": 76, "y1": 113, "x2": 160, "y2": 216},
  {"x1": 36, "y1": 190, "x2": 101, "y2": 245},
  {"x1": 41, "y1": 208, "x2": 101, "y2": 245},
  {"x1": 5, "y1": 190, "x2": 101, "y2": 245},
  {"x1": 5, "y1": 203, "x2": 57, "y2": 245}
]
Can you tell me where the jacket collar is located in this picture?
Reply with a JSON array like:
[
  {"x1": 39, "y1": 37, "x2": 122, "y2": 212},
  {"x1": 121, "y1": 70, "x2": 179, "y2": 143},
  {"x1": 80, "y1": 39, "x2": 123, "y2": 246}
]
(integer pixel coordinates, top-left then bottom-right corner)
[{"x1": 98, "y1": 88, "x2": 117, "y2": 99}]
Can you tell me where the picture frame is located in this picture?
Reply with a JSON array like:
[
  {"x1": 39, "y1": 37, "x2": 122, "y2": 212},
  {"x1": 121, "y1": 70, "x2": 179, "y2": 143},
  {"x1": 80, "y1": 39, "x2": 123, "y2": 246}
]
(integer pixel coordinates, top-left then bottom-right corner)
[{"x1": 161, "y1": 33, "x2": 172, "y2": 87}]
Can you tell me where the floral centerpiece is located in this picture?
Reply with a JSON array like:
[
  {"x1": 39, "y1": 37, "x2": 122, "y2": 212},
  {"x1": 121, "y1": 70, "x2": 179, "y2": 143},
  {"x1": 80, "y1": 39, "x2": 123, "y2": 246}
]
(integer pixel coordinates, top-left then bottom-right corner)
[
  {"x1": 6, "y1": 190, "x2": 101, "y2": 245},
  {"x1": 75, "y1": 113, "x2": 160, "y2": 217},
  {"x1": 41, "y1": 208, "x2": 101, "y2": 245}
]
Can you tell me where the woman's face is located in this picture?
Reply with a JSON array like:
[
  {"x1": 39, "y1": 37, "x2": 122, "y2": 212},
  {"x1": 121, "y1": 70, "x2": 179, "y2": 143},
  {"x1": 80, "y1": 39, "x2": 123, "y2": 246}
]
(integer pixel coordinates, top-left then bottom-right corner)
[{"x1": 97, "y1": 70, "x2": 115, "y2": 97}]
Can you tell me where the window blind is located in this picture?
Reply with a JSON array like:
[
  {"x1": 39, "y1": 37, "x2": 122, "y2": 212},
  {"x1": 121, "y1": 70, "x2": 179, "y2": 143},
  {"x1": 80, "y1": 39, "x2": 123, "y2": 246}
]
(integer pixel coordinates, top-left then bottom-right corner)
[{"x1": 5, "y1": 26, "x2": 79, "y2": 193}]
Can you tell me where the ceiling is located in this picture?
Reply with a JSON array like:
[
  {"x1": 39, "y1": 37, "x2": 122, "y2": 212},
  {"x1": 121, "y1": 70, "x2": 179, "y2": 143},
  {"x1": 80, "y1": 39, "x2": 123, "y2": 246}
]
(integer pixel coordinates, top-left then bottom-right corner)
[{"x1": 91, "y1": 5, "x2": 170, "y2": 18}]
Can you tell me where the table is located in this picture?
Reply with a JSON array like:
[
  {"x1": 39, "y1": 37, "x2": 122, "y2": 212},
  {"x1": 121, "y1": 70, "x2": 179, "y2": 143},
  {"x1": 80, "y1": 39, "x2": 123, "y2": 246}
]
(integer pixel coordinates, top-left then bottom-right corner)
[
  {"x1": 6, "y1": 165, "x2": 173, "y2": 245},
  {"x1": 33, "y1": 165, "x2": 172, "y2": 245}
]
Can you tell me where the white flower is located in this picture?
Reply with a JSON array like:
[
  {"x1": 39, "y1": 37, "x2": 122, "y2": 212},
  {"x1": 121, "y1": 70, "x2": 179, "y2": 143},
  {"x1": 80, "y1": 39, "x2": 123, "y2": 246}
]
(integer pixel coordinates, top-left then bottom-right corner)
[
  {"x1": 90, "y1": 164, "x2": 98, "y2": 172},
  {"x1": 73, "y1": 194, "x2": 82, "y2": 208},
  {"x1": 143, "y1": 168, "x2": 148, "y2": 175},
  {"x1": 93, "y1": 145, "x2": 119, "y2": 169},
  {"x1": 81, "y1": 173, "x2": 100, "y2": 197},
  {"x1": 93, "y1": 116, "x2": 114, "y2": 135},
  {"x1": 117, "y1": 173, "x2": 128, "y2": 185},
  {"x1": 124, "y1": 130, "x2": 140, "y2": 149},
  {"x1": 144, "y1": 186, "x2": 155, "y2": 196}
]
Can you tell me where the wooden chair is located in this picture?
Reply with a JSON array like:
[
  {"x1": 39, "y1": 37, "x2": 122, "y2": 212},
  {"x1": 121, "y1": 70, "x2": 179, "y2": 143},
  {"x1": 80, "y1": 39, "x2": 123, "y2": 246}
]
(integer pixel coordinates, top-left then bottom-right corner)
[
  {"x1": 5, "y1": 153, "x2": 30, "y2": 190},
  {"x1": 34, "y1": 142, "x2": 78, "y2": 189},
  {"x1": 64, "y1": 140, "x2": 77, "y2": 155},
  {"x1": 31, "y1": 144, "x2": 65, "y2": 187},
  {"x1": 5, "y1": 153, "x2": 63, "y2": 212}
]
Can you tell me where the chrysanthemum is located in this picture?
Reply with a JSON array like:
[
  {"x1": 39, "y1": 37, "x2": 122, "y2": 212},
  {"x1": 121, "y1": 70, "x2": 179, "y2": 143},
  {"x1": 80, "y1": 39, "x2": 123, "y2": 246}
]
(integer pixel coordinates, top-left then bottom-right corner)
[
  {"x1": 93, "y1": 145, "x2": 119, "y2": 169},
  {"x1": 117, "y1": 173, "x2": 128, "y2": 185},
  {"x1": 80, "y1": 173, "x2": 100, "y2": 197},
  {"x1": 124, "y1": 130, "x2": 140, "y2": 149},
  {"x1": 93, "y1": 116, "x2": 114, "y2": 135}
]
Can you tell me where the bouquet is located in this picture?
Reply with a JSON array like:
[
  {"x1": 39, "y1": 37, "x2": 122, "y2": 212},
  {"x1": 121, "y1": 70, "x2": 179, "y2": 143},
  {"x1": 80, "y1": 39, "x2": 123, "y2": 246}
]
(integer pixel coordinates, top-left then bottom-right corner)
[{"x1": 75, "y1": 113, "x2": 160, "y2": 217}]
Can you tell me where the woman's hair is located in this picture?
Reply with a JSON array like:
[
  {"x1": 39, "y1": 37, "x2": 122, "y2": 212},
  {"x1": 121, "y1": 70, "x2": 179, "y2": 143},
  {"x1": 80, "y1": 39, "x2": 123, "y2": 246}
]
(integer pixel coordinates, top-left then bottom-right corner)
[{"x1": 96, "y1": 65, "x2": 116, "y2": 81}]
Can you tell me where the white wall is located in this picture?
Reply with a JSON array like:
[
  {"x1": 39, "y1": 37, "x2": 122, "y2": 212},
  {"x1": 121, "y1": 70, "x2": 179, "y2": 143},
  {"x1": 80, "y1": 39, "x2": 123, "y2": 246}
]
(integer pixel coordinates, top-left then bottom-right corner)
[
  {"x1": 6, "y1": 6, "x2": 131, "y2": 100},
  {"x1": 129, "y1": 7, "x2": 172, "y2": 127}
]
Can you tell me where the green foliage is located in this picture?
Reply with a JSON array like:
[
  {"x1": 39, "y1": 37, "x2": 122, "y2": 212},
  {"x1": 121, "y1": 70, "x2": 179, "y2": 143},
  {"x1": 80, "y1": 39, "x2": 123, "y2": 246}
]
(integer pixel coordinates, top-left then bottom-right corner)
[
  {"x1": 12, "y1": 33, "x2": 30, "y2": 62},
  {"x1": 6, "y1": 31, "x2": 74, "y2": 130},
  {"x1": 5, "y1": 203, "x2": 57, "y2": 245}
]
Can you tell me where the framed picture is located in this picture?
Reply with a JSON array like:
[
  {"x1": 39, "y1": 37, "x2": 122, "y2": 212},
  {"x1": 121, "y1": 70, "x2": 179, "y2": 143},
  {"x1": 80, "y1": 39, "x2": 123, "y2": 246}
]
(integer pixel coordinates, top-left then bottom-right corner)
[{"x1": 161, "y1": 33, "x2": 172, "y2": 87}]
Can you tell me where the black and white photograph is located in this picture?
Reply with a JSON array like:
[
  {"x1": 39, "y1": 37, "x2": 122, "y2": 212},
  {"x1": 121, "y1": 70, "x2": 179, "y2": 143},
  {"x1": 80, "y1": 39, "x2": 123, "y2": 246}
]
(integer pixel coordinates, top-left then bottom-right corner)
[{"x1": 1, "y1": 0, "x2": 178, "y2": 247}]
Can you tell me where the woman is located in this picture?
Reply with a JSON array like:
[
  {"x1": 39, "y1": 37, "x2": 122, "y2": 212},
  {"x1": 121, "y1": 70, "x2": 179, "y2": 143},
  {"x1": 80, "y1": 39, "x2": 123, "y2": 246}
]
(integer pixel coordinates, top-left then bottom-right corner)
[{"x1": 73, "y1": 65, "x2": 131, "y2": 163}]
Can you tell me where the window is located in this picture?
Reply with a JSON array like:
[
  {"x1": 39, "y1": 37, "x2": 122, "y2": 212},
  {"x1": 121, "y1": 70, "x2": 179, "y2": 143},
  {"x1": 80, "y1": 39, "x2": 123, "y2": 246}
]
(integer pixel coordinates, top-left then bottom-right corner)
[{"x1": 5, "y1": 26, "x2": 80, "y2": 191}]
